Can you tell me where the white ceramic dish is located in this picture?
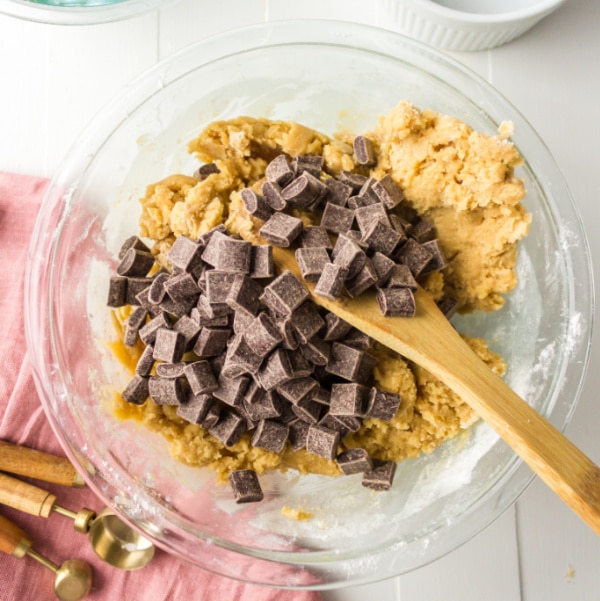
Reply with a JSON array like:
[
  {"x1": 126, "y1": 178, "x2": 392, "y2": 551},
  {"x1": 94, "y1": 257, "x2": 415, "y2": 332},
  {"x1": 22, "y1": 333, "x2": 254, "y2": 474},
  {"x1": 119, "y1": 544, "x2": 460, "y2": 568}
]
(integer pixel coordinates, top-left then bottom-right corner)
[{"x1": 381, "y1": 0, "x2": 568, "y2": 51}]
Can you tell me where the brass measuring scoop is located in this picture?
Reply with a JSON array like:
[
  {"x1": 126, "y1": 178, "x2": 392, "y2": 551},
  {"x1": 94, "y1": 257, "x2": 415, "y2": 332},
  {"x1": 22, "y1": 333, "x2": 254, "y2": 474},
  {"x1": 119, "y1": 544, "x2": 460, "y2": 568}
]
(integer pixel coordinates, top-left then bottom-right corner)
[
  {"x1": 0, "y1": 471, "x2": 154, "y2": 570},
  {"x1": 0, "y1": 512, "x2": 92, "y2": 601}
]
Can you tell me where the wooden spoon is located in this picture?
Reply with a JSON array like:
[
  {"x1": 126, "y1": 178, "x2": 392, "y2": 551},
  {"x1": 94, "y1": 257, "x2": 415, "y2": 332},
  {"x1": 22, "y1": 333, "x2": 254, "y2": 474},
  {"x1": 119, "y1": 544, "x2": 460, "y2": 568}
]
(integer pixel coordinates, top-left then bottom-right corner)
[{"x1": 271, "y1": 245, "x2": 600, "y2": 535}]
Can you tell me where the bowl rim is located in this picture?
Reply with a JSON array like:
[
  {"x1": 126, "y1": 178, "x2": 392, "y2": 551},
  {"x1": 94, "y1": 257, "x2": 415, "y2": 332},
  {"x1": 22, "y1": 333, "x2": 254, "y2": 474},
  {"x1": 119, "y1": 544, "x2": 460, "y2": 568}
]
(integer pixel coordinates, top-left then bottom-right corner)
[{"x1": 24, "y1": 18, "x2": 595, "y2": 587}]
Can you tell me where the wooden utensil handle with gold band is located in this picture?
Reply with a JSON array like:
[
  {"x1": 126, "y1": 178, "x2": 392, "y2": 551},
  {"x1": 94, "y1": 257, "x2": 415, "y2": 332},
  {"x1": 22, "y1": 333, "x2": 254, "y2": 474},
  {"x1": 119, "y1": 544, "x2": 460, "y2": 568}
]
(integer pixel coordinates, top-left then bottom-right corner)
[
  {"x1": 0, "y1": 440, "x2": 84, "y2": 488},
  {"x1": 0, "y1": 472, "x2": 57, "y2": 518},
  {"x1": 0, "y1": 513, "x2": 30, "y2": 557}
]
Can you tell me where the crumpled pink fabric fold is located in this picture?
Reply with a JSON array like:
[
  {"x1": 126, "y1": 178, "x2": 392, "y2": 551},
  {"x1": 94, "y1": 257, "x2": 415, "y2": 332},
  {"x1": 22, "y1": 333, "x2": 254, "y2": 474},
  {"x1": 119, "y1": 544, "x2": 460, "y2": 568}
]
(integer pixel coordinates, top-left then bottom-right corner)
[{"x1": 0, "y1": 171, "x2": 323, "y2": 601}]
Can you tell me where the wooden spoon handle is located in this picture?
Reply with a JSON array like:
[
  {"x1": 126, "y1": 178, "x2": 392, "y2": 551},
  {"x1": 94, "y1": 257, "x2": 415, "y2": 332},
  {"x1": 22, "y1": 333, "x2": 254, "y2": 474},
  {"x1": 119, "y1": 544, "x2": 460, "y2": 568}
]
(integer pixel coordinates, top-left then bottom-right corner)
[
  {"x1": 0, "y1": 440, "x2": 85, "y2": 488},
  {"x1": 0, "y1": 513, "x2": 30, "y2": 557},
  {"x1": 0, "y1": 472, "x2": 57, "y2": 518}
]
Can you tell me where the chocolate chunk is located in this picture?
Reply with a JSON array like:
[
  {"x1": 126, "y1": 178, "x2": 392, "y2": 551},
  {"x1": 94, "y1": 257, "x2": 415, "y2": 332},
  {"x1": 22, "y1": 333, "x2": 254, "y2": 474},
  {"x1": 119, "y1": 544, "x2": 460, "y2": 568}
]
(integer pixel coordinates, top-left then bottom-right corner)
[
  {"x1": 286, "y1": 349, "x2": 314, "y2": 378},
  {"x1": 125, "y1": 277, "x2": 153, "y2": 306},
  {"x1": 265, "y1": 154, "x2": 295, "y2": 187},
  {"x1": 365, "y1": 387, "x2": 401, "y2": 421},
  {"x1": 160, "y1": 295, "x2": 198, "y2": 319},
  {"x1": 196, "y1": 297, "x2": 231, "y2": 326},
  {"x1": 312, "y1": 386, "x2": 331, "y2": 406},
  {"x1": 343, "y1": 328, "x2": 374, "y2": 350},
  {"x1": 153, "y1": 328, "x2": 186, "y2": 363},
  {"x1": 361, "y1": 219, "x2": 403, "y2": 256},
  {"x1": 243, "y1": 386, "x2": 282, "y2": 421},
  {"x1": 124, "y1": 306, "x2": 148, "y2": 347},
  {"x1": 347, "y1": 193, "x2": 377, "y2": 210},
  {"x1": 287, "y1": 418, "x2": 310, "y2": 451},
  {"x1": 372, "y1": 174, "x2": 405, "y2": 210},
  {"x1": 324, "y1": 178, "x2": 353, "y2": 207},
  {"x1": 314, "y1": 263, "x2": 347, "y2": 300},
  {"x1": 200, "y1": 229, "x2": 230, "y2": 267},
  {"x1": 394, "y1": 238, "x2": 433, "y2": 277},
  {"x1": 276, "y1": 376, "x2": 319, "y2": 406},
  {"x1": 318, "y1": 414, "x2": 353, "y2": 440},
  {"x1": 117, "y1": 248, "x2": 155, "y2": 278},
  {"x1": 193, "y1": 327, "x2": 230, "y2": 358},
  {"x1": 376, "y1": 287, "x2": 416, "y2": 317},
  {"x1": 107, "y1": 276, "x2": 128, "y2": 307},
  {"x1": 306, "y1": 425, "x2": 340, "y2": 460},
  {"x1": 299, "y1": 338, "x2": 330, "y2": 366},
  {"x1": 262, "y1": 181, "x2": 288, "y2": 211},
  {"x1": 212, "y1": 375, "x2": 249, "y2": 407},
  {"x1": 134, "y1": 287, "x2": 161, "y2": 316},
  {"x1": 362, "y1": 460, "x2": 397, "y2": 491},
  {"x1": 332, "y1": 236, "x2": 366, "y2": 279},
  {"x1": 139, "y1": 313, "x2": 171, "y2": 345},
  {"x1": 177, "y1": 393, "x2": 213, "y2": 424},
  {"x1": 325, "y1": 343, "x2": 377, "y2": 383},
  {"x1": 322, "y1": 313, "x2": 353, "y2": 341},
  {"x1": 122, "y1": 375, "x2": 149, "y2": 405},
  {"x1": 251, "y1": 419, "x2": 289, "y2": 453},
  {"x1": 353, "y1": 135, "x2": 377, "y2": 167},
  {"x1": 336, "y1": 448, "x2": 373, "y2": 475},
  {"x1": 164, "y1": 272, "x2": 199, "y2": 302},
  {"x1": 295, "y1": 247, "x2": 331, "y2": 283},
  {"x1": 135, "y1": 345, "x2": 155, "y2": 377},
  {"x1": 119, "y1": 236, "x2": 150, "y2": 260},
  {"x1": 250, "y1": 245, "x2": 274, "y2": 279},
  {"x1": 420, "y1": 239, "x2": 448, "y2": 273},
  {"x1": 168, "y1": 235, "x2": 204, "y2": 273},
  {"x1": 289, "y1": 302, "x2": 325, "y2": 344},
  {"x1": 259, "y1": 212, "x2": 303, "y2": 248},
  {"x1": 344, "y1": 259, "x2": 378, "y2": 298},
  {"x1": 436, "y1": 296, "x2": 458, "y2": 319},
  {"x1": 225, "y1": 274, "x2": 262, "y2": 318},
  {"x1": 232, "y1": 310, "x2": 254, "y2": 335},
  {"x1": 240, "y1": 188, "x2": 274, "y2": 222},
  {"x1": 155, "y1": 362, "x2": 187, "y2": 378},
  {"x1": 296, "y1": 154, "x2": 324, "y2": 178},
  {"x1": 205, "y1": 270, "x2": 238, "y2": 305},
  {"x1": 201, "y1": 402, "x2": 221, "y2": 429},
  {"x1": 300, "y1": 226, "x2": 333, "y2": 250},
  {"x1": 259, "y1": 270, "x2": 309, "y2": 316},
  {"x1": 281, "y1": 173, "x2": 322, "y2": 208},
  {"x1": 354, "y1": 203, "x2": 390, "y2": 235},
  {"x1": 292, "y1": 399, "x2": 323, "y2": 424},
  {"x1": 209, "y1": 410, "x2": 247, "y2": 447},
  {"x1": 148, "y1": 376, "x2": 186, "y2": 406},
  {"x1": 276, "y1": 402, "x2": 299, "y2": 424},
  {"x1": 147, "y1": 272, "x2": 169, "y2": 304},
  {"x1": 229, "y1": 469, "x2": 264, "y2": 503},
  {"x1": 329, "y1": 383, "x2": 369, "y2": 417},
  {"x1": 320, "y1": 202, "x2": 355, "y2": 234},
  {"x1": 172, "y1": 315, "x2": 201, "y2": 350},
  {"x1": 338, "y1": 171, "x2": 367, "y2": 193},
  {"x1": 184, "y1": 361, "x2": 218, "y2": 396},
  {"x1": 358, "y1": 177, "x2": 380, "y2": 205},
  {"x1": 194, "y1": 163, "x2": 220, "y2": 180},
  {"x1": 244, "y1": 312, "x2": 283, "y2": 357},
  {"x1": 410, "y1": 219, "x2": 436, "y2": 243},
  {"x1": 225, "y1": 334, "x2": 264, "y2": 374},
  {"x1": 275, "y1": 316, "x2": 300, "y2": 350},
  {"x1": 370, "y1": 252, "x2": 396, "y2": 286},
  {"x1": 213, "y1": 236, "x2": 252, "y2": 273},
  {"x1": 387, "y1": 264, "x2": 418, "y2": 290}
]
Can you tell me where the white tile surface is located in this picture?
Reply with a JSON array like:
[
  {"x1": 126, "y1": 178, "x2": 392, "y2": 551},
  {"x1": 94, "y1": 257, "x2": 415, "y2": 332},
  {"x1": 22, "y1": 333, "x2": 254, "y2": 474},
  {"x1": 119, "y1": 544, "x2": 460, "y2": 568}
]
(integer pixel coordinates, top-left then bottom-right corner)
[{"x1": 1, "y1": 1, "x2": 599, "y2": 600}]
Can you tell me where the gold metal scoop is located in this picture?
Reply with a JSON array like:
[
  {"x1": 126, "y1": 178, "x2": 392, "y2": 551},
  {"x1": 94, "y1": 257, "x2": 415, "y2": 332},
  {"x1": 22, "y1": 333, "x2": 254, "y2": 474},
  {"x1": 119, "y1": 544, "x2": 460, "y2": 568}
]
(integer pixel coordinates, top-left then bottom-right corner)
[
  {"x1": 0, "y1": 472, "x2": 154, "y2": 570},
  {"x1": 0, "y1": 512, "x2": 92, "y2": 601}
]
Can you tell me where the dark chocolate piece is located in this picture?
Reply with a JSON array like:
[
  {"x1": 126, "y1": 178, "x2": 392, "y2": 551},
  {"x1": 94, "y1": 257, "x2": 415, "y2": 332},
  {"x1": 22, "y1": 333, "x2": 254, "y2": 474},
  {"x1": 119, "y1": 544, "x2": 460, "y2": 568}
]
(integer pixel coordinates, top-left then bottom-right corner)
[
  {"x1": 229, "y1": 469, "x2": 264, "y2": 503},
  {"x1": 135, "y1": 345, "x2": 155, "y2": 377},
  {"x1": 119, "y1": 236, "x2": 150, "y2": 260},
  {"x1": 265, "y1": 154, "x2": 295, "y2": 186},
  {"x1": 295, "y1": 246, "x2": 331, "y2": 283},
  {"x1": 243, "y1": 387, "x2": 282, "y2": 421},
  {"x1": 320, "y1": 202, "x2": 355, "y2": 234},
  {"x1": 314, "y1": 263, "x2": 347, "y2": 300},
  {"x1": 197, "y1": 292, "x2": 232, "y2": 321},
  {"x1": 353, "y1": 135, "x2": 377, "y2": 167},
  {"x1": 251, "y1": 419, "x2": 288, "y2": 453},
  {"x1": 281, "y1": 173, "x2": 322, "y2": 208},
  {"x1": 376, "y1": 287, "x2": 416, "y2": 317},
  {"x1": 299, "y1": 338, "x2": 330, "y2": 366},
  {"x1": 372, "y1": 174, "x2": 405, "y2": 210},
  {"x1": 225, "y1": 334, "x2": 264, "y2": 374},
  {"x1": 122, "y1": 375, "x2": 149, "y2": 405},
  {"x1": 201, "y1": 402, "x2": 221, "y2": 429},
  {"x1": 168, "y1": 235, "x2": 204, "y2": 273},
  {"x1": 125, "y1": 277, "x2": 153, "y2": 306},
  {"x1": 184, "y1": 361, "x2": 218, "y2": 396},
  {"x1": 436, "y1": 297, "x2": 458, "y2": 319},
  {"x1": 148, "y1": 272, "x2": 169, "y2": 304},
  {"x1": 289, "y1": 302, "x2": 325, "y2": 344},
  {"x1": 296, "y1": 154, "x2": 324, "y2": 178},
  {"x1": 300, "y1": 226, "x2": 332, "y2": 250},
  {"x1": 117, "y1": 248, "x2": 155, "y2": 278},
  {"x1": 155, "y1": 362, "x2": 187, "y2": 378},
  {"x1": 387, "y1": 264, "x2": 418, "y2": 290},
  {"x1": 240, "y1": 188, "x2": 274, "y2": 222},
  {"x1": 287, "y1": 418, "x2": 310, "y2": 451},
  {"x1": 322, "y1": 313, "x2": 353, "y2": 341},
  {"x1": 124, "y1": 306, "x2": 148, "y2": 347},
  {"x1": 362, "y1": 460, "x2": 397, "y2": 491},
  {"x1": 276, "y1": 376, "x2": 319, "y2": 406},
  {"x1": 225, "y1": 274, "x2": 262, "y2": 317},
  {"x1": 139, "y1": 313, "x2": 171, "y2": 345},
  {"x1": 275, "y1": 316, "x2": 300, "y2": 350},
  {"x1": 324, "y1": 177, "x2": 353, "y2": 207},
  {"x1": 232, "y1": 310, "x2": 254, "y2": 335},
  {"x1": 164, "y1": 272, "x2": 199, "y2": 302},
  {"x1": 354, "y1": 203, "x2": 390, "y2": 235},
  {"x1": 292, "y1": 399, "x2": 322, "y2": 424},
  {"x1": 259, "y1": 212, "x2": 303, "y2": 248},
  {"x1": 306, "y1": 425, "x2": 340, "y2": 460},
  {"x1": 329, "y1": 383, "x2": 370, "y2": 417},
  {"x1": 193, "y1": 327, "x2": 231, "y2": 357},
  {"x1": 343, "y1": 328, "x2": 374, "y2": 350},
  {"x1": 250, "y1": 245, "x2": 274, "y2": 279},
  {"x1": 212, "y1": 375, "x2": 249, "y2": 407},
  {"x1": 172, "y1": 315, "x2": 201, "y2": 350},
  {"x1": 365, "y1": 387, "x2": 401, "y2": 421},
  {"x1": 361, "y1": 219, "x2": 403, "y2": 256},
  {"x1": 336, "y1": 448, "x2": 373, "y2": 475},
  {"x1": 177, "y1": 393, "x2": 213, "y2": 424},
  {"x1": 325, "y1": 343, "x2": 377, "y2": 383},
  {"x1": 410, "y1": 219, "x2": 436, "y2": 243},
  {"x1": 194, "y1": 163, "x2": 220, "y2": 180},
  {"x1": 244, "y1": 312, "x2": 283, "y2": 357},
  {"x1": 107, "y1": 276, "x2": 128, "y2": 307},
  {"x1": 286, "y1": 349, "x2": 314, "y2": 378},
  {"x1": 258, "y1": 349, "x2": 294, "y2": 391},
  {"x1": 160, "y1": 295, "x2": 198, "y2": 319},
  {"x1": 338, "y1": 171, "x2": 367, "y2": 193},
  {"x1": 213, "y1": 236, "x2": 252, "y2": 273},
  {"x1": 371, "y1": 252, "x2": 396, "y2": 286},
  {"x1": 262, "y1": 181, "x2": 288, "y2": 211},
  {"x1": 148, "y1": 376, "x2": 186, "y2": 406},
  {"x1": 332, "y1": 236, "x2": 366, "y2": 279},
  {"x1": 420, "y1": 239, "x2": 448, "y2": 273},
  {"x1": 259, "y1": 270, "x2": 309, "y2": 316},
  {"x1": 209, "y1": 410, "x2": 247, "y2": 447},
  {"x1": 344, "y1": 259, "x2": 378, "y2": 298},
  {"x1": 205, "y1": 270, "x2": 239, "y2": 304},
  {"x1": 394, "y1": 238, "x2": 433, "y2": 277},
  {"x1": 153, "y1": 328, "x2": 186, "y2": 363},
  {"x1": 200, "y1": 229, "x2": 230, "y2": 267}
]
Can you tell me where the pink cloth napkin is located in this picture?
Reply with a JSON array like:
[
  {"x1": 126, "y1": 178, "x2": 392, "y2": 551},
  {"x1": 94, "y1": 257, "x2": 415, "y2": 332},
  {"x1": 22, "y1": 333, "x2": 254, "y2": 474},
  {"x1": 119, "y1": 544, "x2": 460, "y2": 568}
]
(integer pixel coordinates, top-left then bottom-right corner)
[{"x1": 0, "y1": 171, "x2": 323, "y2": 601}]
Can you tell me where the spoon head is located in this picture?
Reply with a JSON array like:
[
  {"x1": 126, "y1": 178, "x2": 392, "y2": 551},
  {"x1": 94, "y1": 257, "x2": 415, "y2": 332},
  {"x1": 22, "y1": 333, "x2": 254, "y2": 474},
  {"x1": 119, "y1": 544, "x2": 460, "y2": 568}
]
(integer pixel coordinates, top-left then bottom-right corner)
[
  {"x1": 54, "y1": 559, "x2": 93, "y2": 601},
  {"x1": 88, "y1": 508, "x2": 154, "y2": 570}
]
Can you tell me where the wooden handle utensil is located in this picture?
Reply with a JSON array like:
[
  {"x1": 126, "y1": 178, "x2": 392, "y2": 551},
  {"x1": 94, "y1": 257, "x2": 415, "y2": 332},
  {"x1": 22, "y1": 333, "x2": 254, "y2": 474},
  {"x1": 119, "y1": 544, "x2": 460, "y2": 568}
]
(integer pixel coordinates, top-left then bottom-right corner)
[
  {"x1": 271, "y1": 245, "x2": 600, "y2": 536},
  {"x1": 0, "y1": 440, "x2": 85, "y2": 488}
]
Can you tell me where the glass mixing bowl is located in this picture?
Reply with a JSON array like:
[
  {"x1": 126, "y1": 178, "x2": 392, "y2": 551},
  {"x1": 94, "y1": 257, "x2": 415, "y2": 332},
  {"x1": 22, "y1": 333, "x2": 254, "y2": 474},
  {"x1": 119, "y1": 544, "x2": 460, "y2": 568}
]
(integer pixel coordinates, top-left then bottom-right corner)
[{"x1": 24, "y1": 20, "x2": 593, "y2": 588}]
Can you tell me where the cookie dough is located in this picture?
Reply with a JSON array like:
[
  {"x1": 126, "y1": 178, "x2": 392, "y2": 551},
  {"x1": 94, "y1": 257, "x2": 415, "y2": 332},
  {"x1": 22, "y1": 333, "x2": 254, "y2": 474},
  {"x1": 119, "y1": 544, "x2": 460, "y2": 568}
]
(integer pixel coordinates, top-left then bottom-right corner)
[{"x1": 113, "y1": 101, "x2": 528, "y2": 483}]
